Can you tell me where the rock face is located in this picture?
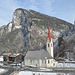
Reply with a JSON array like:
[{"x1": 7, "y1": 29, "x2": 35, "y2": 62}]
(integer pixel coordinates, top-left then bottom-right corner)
[
  {"x1": 8, "y1": 22, "x2": 12, "y2": 32},
  {"x1": 0, "y1": 8, "x2": 73, "y2": 56},
  {"x1": 12, "y1": 8, "x2": 32, "y2": 53},
  {"x1": 12, "y1": 9, "x2": 28, "y2": 30}
]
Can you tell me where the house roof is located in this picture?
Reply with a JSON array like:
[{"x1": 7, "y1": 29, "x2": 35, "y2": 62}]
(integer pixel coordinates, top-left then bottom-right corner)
[
  {"x1": 3, "y1": 53, "x2": 21, "y2": 57},
  {"x1": 25, "y1": 50, "x2": 52, "y2": 59},
  {"x1": 3, "y1": 53, "x2": 12, "y2": 56},
  {"x1": 9, "y1": 54, "x2": 20, "y2": 57}
]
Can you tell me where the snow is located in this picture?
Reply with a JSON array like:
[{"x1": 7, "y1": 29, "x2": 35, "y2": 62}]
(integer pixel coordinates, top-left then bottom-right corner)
[
  {"x1": 13, "y1": 53, "x2": 20, "y2": 56},
  {"x1": 32, "y1": 18, "x2": 44, "y2": 21},
  {"x1": 53, "y1": 31, "x2": 60, "y2": 37},
  {"x1": 0, "y1": 69, "x2": 6, "y2": 74},
  {"x1": 56, "y1": 63, "x2": 75, "y2": 68},
  {"x1": 27, "y1": 65, "x2": 37, "y2": 67},
  {"x1": 17, "y1": 71, "x2": 73, "y2": 75},
  {"x1": 24, "y1": 11, "x2": 28, "y2": 14},
  {"x1": 64, "y1": 30, "x2": 75, "y2": 43},
  {"x1": 17, "y1": 71, "x2": 57, "y2": 75},
  {"x1": 18, "y1": 71, "x2": 32, "y2": 75},
  {"x1": 0, "y1": 56, "x2": 3, "y2": 66},
  {"x1": 40, "y1": 68, "x2": 52, "y2": 71},
  {"x1": 17, "y1": 63, "x2": 75, "y2": 75},
  {"x1": 0, "y1": 56, "x2": 3, "y2": 61},
  {"x1": 9, "y1": 22, "x2": 12, "y2": 27},
  {"x1": 15, "y1": 25, "x2": 22, "y2": 29}
]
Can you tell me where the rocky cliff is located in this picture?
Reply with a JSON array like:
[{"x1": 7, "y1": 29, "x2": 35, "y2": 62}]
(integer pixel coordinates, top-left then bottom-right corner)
[{"x1": 0, "y1": 8, "x2": 73, "y2": 55}]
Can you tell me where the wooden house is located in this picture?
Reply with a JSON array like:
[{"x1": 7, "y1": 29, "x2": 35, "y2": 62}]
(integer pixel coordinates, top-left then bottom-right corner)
[{"x1": 3, "y1": 53, "x2": 24, "y2": 64}]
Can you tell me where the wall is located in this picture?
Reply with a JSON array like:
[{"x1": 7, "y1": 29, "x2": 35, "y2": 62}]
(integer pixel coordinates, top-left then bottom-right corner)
[{"x1": 24, "y1": 58, "x2": 56, "y2": 67}]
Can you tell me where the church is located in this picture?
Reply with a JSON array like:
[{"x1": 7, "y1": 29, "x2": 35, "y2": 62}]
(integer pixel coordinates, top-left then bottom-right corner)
[{"x1": 24, "y1": 26, "x2": 58, "y2": 67}]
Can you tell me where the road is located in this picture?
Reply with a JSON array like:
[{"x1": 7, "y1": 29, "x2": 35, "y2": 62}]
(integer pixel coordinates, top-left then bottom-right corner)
[
  {"x1": 0, "y1": 66, "x2": 20, "y2": 75},
  {"x1": 1, "y1": 65, "x2": 75, "y2": 75},
  {"x1": 1, "y1": 69, "x2": 14, "y2": 75}
]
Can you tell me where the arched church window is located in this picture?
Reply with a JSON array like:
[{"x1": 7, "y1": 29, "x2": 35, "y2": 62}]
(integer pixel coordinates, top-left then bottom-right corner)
[{"x1": 48, "y1": 60, "x2": 50, "y2": 64}]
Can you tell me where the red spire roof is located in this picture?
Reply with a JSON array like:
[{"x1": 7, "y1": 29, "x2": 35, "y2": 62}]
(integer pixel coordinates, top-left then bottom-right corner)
[{"x1": 48, "y1": 26, "x2": 51, "y2": 42}]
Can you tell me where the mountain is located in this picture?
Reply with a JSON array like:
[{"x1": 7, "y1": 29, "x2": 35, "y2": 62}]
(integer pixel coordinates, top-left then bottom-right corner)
[
  {"x1": 55, "y1": 29, "x2": 75, "y2": 61},
  {"x1": 0, "y1": 8, "x2": 73, "y2": 56}
]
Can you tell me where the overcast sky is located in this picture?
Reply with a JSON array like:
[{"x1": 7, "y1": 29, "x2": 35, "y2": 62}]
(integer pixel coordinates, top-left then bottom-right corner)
[{"x1": 0, "y1": 0, "x2": 75, "y2": 26}]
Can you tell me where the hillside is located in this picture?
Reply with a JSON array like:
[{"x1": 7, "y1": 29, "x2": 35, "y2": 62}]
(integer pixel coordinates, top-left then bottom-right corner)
[
  {"x1": 0, "y1": 8, "x2": 73, "y2": 55},
  {"x1": 55, "y1": 28, "x2": 75, "y2": 61}
]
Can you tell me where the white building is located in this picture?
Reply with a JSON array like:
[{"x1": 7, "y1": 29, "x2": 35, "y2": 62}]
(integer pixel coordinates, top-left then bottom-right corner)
[{"x1": 24, "y1": 26, "x2": 58, "y2": 67}]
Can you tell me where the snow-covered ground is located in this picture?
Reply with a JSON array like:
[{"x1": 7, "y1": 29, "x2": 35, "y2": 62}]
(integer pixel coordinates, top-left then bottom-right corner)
[
  {"x1": 0, "y1": 56, "x2": 3, "y2": 61},
  {"x1": 0, "y1": 56, "x2": 3, "y2": 66},
  {"x1": 56, "y1": 63, "x2": 75, "y2": 68},
  {"x1": 40, "y1": 68, "x2": 52, "y2": 71},
  {"x1": 0, "y1": 69, "x2": 6, "y2": 74},
  {"x1": 17, "y1": 63, "x2": 75, "y2": 75},
  {"x1": 17, "y1": 71, "x2": 74, "y2": 75},
  {"x1": 17, "y1": 71, "x2": 57, "y2": 75}
]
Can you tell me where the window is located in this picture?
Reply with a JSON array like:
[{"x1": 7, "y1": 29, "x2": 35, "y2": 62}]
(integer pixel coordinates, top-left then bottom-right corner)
[
  {"x1": 33, "y1": 60, "x2": 35, "y2": 63},
  {"x1": 37, "y1": 60, "x2": 39, "y2": 64},
  {"x1": 48, "y1": 44, "x2": 49, "y2": 47},
  {"x1": 30, "y1": 59, "x2": 32, "y2": 63},
  {"x1": 48, "y1": 60, "x2": 50, "y2": 64}
]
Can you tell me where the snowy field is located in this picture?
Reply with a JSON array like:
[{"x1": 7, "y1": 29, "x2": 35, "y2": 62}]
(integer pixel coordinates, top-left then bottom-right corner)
[
  {"x1": 17, "y1": 63, "x2": 75, "y2": 75},
  {"x1": 17, "y1": 71, "x2": 75, "y2": 75},
  {"x1": 56, "y1": 63, "x2": 75, "y2": 68},
  {"x1": 18, "y1": 71, "x2": 56, "y2": 75}
]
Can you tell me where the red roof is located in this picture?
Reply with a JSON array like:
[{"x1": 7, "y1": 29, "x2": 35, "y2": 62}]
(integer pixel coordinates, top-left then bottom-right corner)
[
  {"x1": 48, "y1": 26, "x2": 51, "y2": 42},
  {"x1": 7, "y1": 53, "x2": 12, "y2": 56}
]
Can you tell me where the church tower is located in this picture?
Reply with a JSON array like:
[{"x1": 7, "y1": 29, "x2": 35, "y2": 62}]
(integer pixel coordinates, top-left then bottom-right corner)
[{"x1": 47, "y1": 26, "x2": 54, "y2": 58}]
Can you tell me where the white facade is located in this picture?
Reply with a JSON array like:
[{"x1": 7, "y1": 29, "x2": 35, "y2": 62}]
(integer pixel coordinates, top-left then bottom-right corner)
[{"x1": 47, "y1": 38, "x2": 54, "y2": 58}]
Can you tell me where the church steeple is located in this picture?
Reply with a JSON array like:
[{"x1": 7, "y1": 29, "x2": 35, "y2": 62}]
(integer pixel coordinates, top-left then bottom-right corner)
[
  {"x1": 47, "y1": 25, "x2": 54, "y2": 58},
  {"x1": 48, "y1": 26, "x2": 51, "y2": 42}
]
